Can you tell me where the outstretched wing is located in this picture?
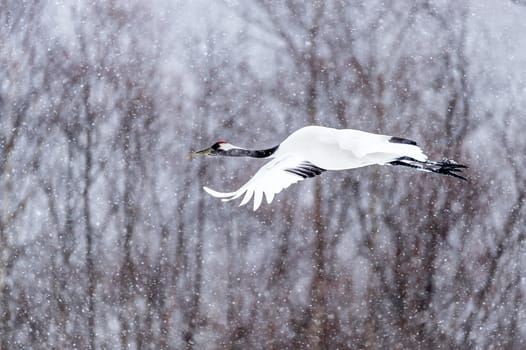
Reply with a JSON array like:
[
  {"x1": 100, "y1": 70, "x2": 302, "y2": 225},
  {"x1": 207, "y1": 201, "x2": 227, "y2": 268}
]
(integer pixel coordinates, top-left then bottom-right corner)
[
  {"x1": 203, "y1": 156, "x2": 325, "y2": 211},
  {"x1": 335, "y1": 129, "x2": 427, "y2": 163}
]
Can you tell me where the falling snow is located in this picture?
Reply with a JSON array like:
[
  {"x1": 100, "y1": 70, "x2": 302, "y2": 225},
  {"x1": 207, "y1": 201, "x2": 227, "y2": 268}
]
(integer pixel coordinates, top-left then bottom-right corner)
[{"x1": 1, "y1": 0, "x2": 526, "y2": 349}]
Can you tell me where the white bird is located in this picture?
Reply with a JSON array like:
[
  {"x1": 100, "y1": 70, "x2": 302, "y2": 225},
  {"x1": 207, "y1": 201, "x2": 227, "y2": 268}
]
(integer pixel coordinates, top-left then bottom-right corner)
[{"x1": 188, "y1": 126, "x2": 467, "y2": 211}]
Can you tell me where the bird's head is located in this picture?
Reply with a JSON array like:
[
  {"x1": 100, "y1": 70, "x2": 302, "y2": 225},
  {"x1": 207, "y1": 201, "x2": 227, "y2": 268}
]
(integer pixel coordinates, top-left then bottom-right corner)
[{"x1": 187, "y1": 141, "x2": 239, "y2": 157}]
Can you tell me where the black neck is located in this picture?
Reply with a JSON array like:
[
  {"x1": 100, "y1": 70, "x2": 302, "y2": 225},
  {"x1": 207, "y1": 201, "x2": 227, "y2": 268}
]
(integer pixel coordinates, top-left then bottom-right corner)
[{"x1": 222, "y1": 145, "x2": 279, "y2": 158}]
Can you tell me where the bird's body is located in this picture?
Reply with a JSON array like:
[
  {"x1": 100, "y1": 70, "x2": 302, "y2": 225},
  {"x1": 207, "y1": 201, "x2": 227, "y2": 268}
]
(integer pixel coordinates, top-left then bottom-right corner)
[
  {"x1": 274, "y1": 126, "x2": 426, "y2": 170},
  {"x1": 189, "y1": 126, "x2": 466, "y2": 210}
]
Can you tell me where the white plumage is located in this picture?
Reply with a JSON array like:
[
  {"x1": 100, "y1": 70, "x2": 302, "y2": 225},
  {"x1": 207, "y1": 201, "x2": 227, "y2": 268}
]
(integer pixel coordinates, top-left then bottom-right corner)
[
  {"x1": 203, "y1": 155, "x2": 307, "y2": 210},
  {"x1": 190, "y1": 126, "x2": 466, "y2": 211}
]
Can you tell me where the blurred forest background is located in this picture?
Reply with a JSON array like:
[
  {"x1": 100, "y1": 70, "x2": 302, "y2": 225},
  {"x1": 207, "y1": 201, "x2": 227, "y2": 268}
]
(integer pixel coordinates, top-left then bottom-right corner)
[{"x1": 2, "y1": 0, "x2": 526, "y2": 349}]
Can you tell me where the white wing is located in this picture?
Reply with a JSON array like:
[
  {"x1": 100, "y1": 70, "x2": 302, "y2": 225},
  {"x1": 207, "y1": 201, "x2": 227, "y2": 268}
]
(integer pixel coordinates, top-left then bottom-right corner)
[
  {"x1": 203, "y1": 156, "x2": 325, "y2": 211},
  {"x1": 279, "y1": 126, "x2": 427, "y2": 170},
  {"x1": 335, "y1": 128, "x2": 427, "y2": 162}
]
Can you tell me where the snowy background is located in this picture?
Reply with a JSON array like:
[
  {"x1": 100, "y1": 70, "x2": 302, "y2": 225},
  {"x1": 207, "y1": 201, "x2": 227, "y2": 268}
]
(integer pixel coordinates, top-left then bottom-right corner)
[{"x1": 1, "y1": 0, "x2": 526, "y2": 349}]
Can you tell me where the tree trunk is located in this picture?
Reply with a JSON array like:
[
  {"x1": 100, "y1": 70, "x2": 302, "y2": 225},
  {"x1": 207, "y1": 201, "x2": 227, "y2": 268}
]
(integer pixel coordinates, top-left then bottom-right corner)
[
  {"x1": 305, "y1": 5, "x2": 328, "y2": 348},
  {"x1": 83, "y1": 84, "x2": 96, "y2": 350}
]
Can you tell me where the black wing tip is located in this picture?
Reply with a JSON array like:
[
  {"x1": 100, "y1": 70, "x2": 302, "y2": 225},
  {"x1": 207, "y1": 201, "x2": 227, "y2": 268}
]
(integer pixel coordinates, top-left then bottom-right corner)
[{"x1": 389, "y1": 136, "x2": 417, "y2": 146}]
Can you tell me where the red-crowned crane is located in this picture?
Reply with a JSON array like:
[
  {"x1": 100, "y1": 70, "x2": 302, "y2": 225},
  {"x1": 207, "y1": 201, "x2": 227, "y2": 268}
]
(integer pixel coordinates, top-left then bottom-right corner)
[{"x1": 189, "y1": 126, "x2": 467, "y2": 211}]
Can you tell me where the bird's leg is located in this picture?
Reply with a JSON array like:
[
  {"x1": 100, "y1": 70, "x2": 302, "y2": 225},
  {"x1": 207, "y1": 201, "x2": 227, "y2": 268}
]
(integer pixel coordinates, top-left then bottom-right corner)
[{"x1": 389, "y1": 157, "x2": 468, "y2": 180}]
